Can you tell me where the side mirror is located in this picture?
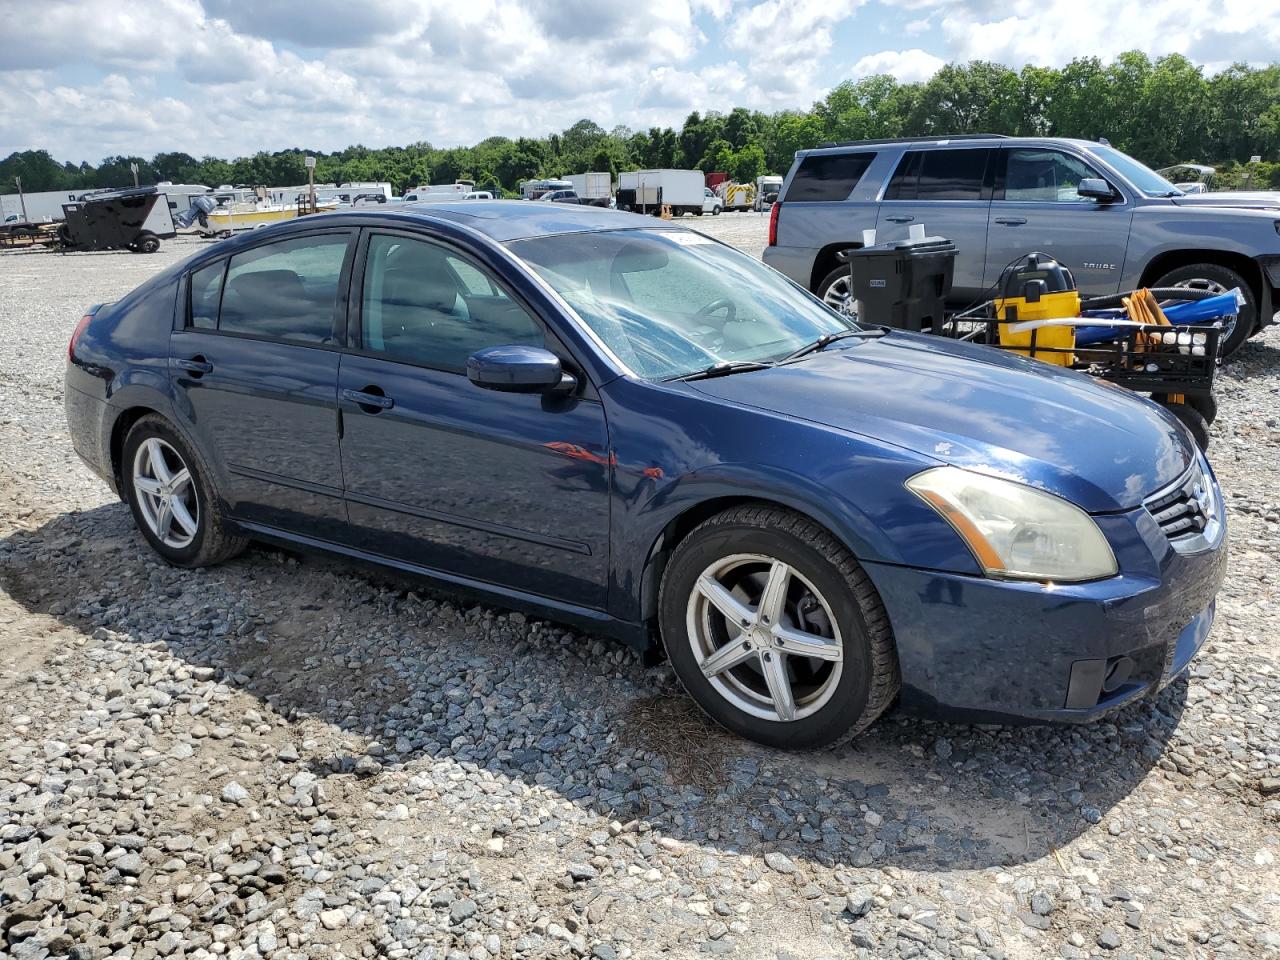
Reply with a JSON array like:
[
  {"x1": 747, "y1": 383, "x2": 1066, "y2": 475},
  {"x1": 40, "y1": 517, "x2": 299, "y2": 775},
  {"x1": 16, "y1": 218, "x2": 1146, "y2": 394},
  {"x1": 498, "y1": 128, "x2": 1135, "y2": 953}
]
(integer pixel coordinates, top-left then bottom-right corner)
[
  {"x1": 466, "y1": 345, "x2": 576, "y2": 395},
  {"x1": 1078, "y1": 178, "x2": 1117, "y2": 202}
]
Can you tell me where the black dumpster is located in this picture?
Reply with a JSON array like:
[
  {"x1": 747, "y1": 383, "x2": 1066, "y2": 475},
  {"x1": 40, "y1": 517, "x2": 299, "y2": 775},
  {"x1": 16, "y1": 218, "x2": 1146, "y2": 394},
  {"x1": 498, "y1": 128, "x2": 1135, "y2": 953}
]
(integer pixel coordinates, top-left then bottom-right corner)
[{"x1": 843, "y1": 236, "x2": 956, "y2": 332}]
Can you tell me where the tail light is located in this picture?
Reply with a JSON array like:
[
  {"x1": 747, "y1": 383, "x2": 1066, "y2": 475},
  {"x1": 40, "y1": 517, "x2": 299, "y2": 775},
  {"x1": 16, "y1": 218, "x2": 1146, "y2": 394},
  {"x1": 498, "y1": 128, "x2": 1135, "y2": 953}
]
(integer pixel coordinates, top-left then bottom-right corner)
[
  {"x1": 768, "y1": 201, "x2": 781, "y2": 246},
  {"x1": 68, "y1": 306, "x2": 98, "y2": 363}
]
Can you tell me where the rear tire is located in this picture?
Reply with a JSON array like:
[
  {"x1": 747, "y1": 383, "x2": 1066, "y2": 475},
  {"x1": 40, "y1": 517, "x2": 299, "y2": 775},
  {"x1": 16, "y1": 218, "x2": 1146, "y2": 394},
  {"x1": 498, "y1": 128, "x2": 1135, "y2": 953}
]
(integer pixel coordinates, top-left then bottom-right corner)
[
  {"x1": 122, "y1": 415, "x2": 248, "y2": 567},
  {"x1": 1152, "y1": 263, "x2": 1254, "y2": 359},
  {"x1": 658, "y1": 506, "x2": 898, "y2": 749},
  {"x1": 133, "y1": 232, "x2": 160, "y2": 254},
  {"x1": 816, "y1": 266, "x2": 857, "y2": 317}
]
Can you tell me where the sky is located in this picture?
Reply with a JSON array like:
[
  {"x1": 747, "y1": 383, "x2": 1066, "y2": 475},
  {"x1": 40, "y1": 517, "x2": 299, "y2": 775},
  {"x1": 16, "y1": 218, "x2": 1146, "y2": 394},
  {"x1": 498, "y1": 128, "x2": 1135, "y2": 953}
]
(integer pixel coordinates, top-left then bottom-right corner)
[{"x1": 2, "y1": 0, "x2": 1277, "y2": 164}]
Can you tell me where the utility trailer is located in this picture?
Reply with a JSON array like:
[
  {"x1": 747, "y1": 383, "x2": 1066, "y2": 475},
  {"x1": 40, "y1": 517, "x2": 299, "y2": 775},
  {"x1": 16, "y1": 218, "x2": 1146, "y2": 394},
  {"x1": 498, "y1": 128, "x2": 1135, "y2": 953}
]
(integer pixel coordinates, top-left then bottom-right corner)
[
  {"x1": 566, "y1": 172, "x2": 612, "y2": 207},
  {"x1": 616, "y1": 169, "x2": 704, "y2": 216},
  {"x1": 57, "y1": 187, "x2": 176, "y2": 253}
]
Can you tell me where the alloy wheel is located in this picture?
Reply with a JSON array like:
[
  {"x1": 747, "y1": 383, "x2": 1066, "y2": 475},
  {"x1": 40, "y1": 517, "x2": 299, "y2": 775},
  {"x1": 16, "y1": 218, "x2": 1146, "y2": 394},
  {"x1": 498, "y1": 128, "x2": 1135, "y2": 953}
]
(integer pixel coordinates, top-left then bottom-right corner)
[
  {"x1": 132, "y1": 437, "x2": 199, "y2": 549},
  {"x1": 822, "y1": 275, "x2": 856, "y2": 316},
  {"x1": 685, "y1": 553, "x2": 844, "y2": 722},
  {"x1": 1169, "y1": 277, "x2": 1236, "y2": 345}
]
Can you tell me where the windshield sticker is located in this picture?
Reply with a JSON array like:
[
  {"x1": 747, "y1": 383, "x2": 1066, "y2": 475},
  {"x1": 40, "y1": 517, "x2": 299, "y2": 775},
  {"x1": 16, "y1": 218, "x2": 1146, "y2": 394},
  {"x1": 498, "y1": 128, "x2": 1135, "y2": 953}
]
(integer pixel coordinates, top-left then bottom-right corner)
[{"x1": 665, "y1": 232, "x2": 715, "y2": 246}]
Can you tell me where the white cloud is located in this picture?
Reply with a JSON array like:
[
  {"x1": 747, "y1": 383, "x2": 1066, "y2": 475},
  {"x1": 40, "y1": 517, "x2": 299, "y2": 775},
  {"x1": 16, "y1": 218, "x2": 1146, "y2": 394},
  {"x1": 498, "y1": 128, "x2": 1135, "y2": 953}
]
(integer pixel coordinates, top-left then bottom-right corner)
[{"x1": 852, "y1": 48, "x2": 945, "y2": 82}]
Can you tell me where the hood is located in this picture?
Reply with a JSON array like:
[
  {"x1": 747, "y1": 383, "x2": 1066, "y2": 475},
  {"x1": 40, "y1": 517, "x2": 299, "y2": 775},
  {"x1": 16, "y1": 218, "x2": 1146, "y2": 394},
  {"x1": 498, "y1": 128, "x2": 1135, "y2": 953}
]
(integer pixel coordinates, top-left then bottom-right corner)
[
  {"x1": 692, "y1": 333, "x2": 1194, "y2": 512},
  {"x1": 1171, "y1": 190, "x2": 1280, "y2": 209}
]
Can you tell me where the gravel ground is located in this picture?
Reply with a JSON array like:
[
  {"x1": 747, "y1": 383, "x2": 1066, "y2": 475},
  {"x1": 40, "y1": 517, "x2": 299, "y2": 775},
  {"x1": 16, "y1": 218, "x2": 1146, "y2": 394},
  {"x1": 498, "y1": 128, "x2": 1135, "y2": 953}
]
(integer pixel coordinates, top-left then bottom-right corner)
[{"x1": 1, "y1": 222, "x2": 1278, "y2": 960}]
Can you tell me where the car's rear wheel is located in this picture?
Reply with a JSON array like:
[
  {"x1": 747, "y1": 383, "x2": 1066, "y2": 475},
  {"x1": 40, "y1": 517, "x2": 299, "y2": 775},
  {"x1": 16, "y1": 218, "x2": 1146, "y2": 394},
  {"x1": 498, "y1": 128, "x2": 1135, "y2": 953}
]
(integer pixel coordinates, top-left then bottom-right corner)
[
  {"x1": 123, "y1": 415, "x2": 248, "y2": 567},
  {"x1": 817, "y1": 266, "x2": 856, "y2": 317},
  {"x1": 1152, "y1": 263, "x2": 1254, "y2": 359},
  {"x1": 659, "y1": 506, "x2": 898, "y2": 748}
]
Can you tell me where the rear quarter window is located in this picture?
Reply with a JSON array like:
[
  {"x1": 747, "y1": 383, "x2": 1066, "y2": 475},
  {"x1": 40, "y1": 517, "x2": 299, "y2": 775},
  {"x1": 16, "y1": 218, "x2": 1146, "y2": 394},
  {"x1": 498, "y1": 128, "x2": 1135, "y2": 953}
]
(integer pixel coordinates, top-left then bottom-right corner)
[
  {"x1": 786, "y1": 152, "x2": 875, "y2": 202},
  {"x1": 189, "y1": 260, "x2": 226, "y2": 329}
]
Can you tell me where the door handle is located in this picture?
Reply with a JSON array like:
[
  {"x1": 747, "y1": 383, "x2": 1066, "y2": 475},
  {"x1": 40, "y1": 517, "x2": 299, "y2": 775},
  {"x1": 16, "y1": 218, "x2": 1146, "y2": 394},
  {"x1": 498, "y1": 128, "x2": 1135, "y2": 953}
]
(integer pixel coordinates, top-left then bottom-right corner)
[
  {"x1": 342, "y1": 387, "x2": 395, "y2": 411},
  {"x1": 884, "y1": 215, "x2": 914, "y2": 223},
  {"x1": 175, "y1": 356, "x2": 213, "y2": 375},
  {"x1": 995, "y1": 217, "x2": 1027, "y2": 225}
]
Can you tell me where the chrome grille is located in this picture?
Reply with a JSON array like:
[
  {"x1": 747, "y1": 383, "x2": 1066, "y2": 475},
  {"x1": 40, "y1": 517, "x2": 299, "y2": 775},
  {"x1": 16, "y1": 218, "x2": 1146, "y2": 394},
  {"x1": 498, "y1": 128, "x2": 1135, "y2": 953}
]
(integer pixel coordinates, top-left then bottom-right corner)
[{"x1": 1144, "y1": 459, "x2": 1221, "y2": 554}]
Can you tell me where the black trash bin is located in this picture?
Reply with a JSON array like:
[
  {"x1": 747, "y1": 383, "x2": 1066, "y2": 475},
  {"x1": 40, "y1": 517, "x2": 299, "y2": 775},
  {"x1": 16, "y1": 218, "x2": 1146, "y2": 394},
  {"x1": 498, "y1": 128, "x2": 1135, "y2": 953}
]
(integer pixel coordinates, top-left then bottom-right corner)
[{"x1": 843, "y1": 236, "x2": 956, "y2": 332}]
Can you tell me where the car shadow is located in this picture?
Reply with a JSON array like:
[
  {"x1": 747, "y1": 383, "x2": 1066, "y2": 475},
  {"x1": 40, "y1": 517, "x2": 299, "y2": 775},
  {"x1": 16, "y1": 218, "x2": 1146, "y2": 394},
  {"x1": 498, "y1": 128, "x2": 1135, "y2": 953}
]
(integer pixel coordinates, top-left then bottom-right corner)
[{"x1": 0, "y1": 502, "x2": 1186, "y2": 875}]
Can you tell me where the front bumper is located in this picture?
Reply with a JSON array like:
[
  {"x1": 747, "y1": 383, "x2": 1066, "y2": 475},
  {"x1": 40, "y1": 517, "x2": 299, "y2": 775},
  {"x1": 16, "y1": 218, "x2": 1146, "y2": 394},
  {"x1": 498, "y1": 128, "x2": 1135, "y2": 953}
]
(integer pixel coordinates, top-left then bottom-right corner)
[{"x1": 863, "y1": 503, "x2": 1228, "y2": 725}]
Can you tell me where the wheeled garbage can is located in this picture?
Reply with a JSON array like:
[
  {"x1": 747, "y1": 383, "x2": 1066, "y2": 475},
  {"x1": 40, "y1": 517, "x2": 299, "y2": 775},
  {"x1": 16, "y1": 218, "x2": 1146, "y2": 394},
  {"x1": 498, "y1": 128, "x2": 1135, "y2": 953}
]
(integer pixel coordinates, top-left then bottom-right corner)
[{"x1": 842, "y1": 236, "x2": 957, "y2": 331}]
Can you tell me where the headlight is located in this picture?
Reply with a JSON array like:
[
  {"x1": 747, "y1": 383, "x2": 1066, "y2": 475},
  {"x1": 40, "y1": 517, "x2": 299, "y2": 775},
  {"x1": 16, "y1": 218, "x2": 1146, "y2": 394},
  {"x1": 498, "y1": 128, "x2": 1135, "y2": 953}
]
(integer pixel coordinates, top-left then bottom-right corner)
[{"x1": 907, "y1": 467, "x2": 1117, "y2": 582}]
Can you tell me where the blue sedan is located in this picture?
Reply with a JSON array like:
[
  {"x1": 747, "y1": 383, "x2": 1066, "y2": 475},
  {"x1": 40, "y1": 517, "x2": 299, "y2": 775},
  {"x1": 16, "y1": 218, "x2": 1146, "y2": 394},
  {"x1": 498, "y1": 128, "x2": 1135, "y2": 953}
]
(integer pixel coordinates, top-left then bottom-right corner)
[{"x1": 64, "y1": 201, "x2": 1228, "y2": 747}]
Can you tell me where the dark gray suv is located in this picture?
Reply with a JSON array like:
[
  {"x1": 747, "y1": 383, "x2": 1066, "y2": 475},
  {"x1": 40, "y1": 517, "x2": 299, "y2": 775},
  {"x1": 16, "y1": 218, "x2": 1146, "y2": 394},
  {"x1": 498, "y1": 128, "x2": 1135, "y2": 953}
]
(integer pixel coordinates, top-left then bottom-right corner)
[{"x1": 763, "y1": 135, "x2": 1280, "y2": 357}]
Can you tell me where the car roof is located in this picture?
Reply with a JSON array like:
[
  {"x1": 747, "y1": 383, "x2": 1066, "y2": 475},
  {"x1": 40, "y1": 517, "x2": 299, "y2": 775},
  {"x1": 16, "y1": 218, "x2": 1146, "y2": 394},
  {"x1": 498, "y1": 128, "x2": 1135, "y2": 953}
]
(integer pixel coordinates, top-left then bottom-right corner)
[
  {"x1": 367, "y1": 200, "x2": 647, "y2": 242},
  {"x1": 798, "y1": 135, "x2": 1103, "y2": 157}
]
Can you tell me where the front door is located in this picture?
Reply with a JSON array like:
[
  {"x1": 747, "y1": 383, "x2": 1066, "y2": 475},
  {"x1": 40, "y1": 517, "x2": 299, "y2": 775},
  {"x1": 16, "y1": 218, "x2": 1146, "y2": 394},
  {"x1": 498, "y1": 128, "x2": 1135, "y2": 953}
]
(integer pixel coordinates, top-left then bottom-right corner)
[
  {"x1": 984, "y1": 147, "x2": 1134, "y2": 296},
  {"x1": 337, "y1": 231, "x2": 611, "y2": 609},
  {"x1": 874, "y1": 147, "x2": 995, "y2": 301},
  {"x1": 169, "y1": 230, "x2": 353, "y2": 538}
]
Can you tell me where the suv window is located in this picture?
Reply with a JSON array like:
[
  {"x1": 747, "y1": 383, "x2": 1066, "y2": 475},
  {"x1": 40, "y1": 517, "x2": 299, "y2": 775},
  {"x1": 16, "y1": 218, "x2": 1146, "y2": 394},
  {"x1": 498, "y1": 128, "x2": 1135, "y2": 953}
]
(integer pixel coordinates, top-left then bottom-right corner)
[
  {"x1": 1002, "y1": 149, "x2": 1103, "y2": 202},
  {"x1": 787, "y1": 152, "x2": 875, "y2": 202},
  {"x1": 218, "y1": 234, "x2": 350, "y2": 343},
  {"x1": 360, "y1": 233, "x2": 543, "y2": 371},
  {"x1": 189, "y1": 259, "x2": 226, "y2": 329},
  {"x1": 886, "y1": 149, "x2": 991, "y2": 201}
]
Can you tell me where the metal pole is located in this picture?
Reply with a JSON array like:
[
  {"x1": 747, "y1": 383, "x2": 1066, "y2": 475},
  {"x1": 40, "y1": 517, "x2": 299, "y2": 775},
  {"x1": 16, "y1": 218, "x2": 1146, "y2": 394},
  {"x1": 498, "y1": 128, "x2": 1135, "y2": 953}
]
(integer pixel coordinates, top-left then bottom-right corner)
[
  {"x1": 15, "y1": 177, "x2": 28, "y2": 222},
  {"x1": 130, "y1": 162, "x2": 139, "y2": 188}
]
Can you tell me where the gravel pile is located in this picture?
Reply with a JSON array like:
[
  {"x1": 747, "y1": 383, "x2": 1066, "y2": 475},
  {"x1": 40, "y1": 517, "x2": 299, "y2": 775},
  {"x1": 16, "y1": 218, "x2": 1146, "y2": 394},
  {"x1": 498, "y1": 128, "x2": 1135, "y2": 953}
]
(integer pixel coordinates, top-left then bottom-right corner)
[{"x1": 1, "y1": 226, "x2": 1277, "y2": 959}]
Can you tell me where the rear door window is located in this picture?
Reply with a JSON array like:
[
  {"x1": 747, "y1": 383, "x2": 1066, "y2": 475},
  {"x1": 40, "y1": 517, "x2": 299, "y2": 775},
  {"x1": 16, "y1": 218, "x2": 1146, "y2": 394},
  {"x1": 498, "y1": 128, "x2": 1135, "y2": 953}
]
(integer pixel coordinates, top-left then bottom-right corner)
[
  {"x1": 786, "y1": 152, "x2": 875, "y2": 201},
  {"x1": 189, "y1": 260, "x2": 226, "y2": 329},
  {"x1": 218, "y1": 233, "x2": 352, "y2": 344},
  {"x1": 886, "y1": 149, "x2": 992, "y2": 200}
]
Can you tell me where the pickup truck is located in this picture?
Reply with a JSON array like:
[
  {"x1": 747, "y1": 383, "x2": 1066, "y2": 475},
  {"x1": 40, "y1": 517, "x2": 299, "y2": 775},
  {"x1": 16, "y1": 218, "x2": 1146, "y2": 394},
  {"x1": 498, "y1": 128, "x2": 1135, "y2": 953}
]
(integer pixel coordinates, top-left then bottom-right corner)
[{"x1": 763, "y1": 135, "x2": 1280, "y2": 357}]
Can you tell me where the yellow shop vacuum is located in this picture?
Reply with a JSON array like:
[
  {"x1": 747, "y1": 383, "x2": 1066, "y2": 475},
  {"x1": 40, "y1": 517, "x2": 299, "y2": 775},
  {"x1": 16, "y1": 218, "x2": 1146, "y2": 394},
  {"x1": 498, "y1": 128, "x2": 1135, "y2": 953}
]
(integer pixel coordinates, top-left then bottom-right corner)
[{"x1": 993, "y1": 253, "x2": 1081, "y2": 365}]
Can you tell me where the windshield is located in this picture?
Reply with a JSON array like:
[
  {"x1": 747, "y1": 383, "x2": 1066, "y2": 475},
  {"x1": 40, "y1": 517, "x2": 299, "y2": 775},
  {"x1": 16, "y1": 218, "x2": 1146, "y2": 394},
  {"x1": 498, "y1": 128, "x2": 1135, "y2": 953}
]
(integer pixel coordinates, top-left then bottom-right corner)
[
  {"x1": 510, "y1": 229, "x2": 855, "y2": 379},
  {"x1": 1090, "y1": 144, "x2": 1183, "y2": 197}
]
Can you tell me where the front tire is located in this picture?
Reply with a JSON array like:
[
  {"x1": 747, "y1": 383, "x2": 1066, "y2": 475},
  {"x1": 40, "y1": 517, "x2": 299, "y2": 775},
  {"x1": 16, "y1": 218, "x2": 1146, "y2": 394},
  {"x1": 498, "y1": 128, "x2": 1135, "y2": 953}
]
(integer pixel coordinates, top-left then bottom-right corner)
[
  {"x1": 659, "y1": 506, "x2": 899, "y2": 749},
  {"x1": 1152, "y1": 263, "x2": 1254, "y2": 359},
  {"x1": 122, "y1": 415, "x2": 248, "y2": 567}
]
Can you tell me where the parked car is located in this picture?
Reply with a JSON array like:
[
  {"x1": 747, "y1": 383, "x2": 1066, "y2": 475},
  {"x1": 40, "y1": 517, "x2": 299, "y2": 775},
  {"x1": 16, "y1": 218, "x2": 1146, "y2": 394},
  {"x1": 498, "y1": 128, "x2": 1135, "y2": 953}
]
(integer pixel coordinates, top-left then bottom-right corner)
[
  {"x1": 702, "y1": 187, "x2": 723, "y2": 216},
  {"x1": 763, "y1": 135, "x2": 1280, "y2": 358},
  {"x1": 539, "y1": 189, "x2": 583, "y2": 204},
  {"x1": 463, "y1": 191, "x2": 494, "y2": 200},
  {"x1": 66, "y1": 201, "x2": 1226, "y2": 748}
]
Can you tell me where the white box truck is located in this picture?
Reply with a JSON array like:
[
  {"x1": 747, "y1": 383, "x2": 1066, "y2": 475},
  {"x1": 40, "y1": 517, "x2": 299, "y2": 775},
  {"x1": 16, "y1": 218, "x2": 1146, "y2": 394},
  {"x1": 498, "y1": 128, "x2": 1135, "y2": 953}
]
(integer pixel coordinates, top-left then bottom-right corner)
[
  {"x1": 567, "y1": 172, "x2": 611, "y2": 207},
  {"x1": 616, "y1": 169, "x2": 705, "y2": 217}
]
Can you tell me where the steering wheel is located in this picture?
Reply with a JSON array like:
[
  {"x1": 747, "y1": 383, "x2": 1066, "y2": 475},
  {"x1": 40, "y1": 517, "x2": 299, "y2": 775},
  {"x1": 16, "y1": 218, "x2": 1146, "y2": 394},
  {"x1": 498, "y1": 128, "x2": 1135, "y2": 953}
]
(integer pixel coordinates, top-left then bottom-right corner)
[{"x1": 694, "y1": 297, "x2": 737, "y2": 324}]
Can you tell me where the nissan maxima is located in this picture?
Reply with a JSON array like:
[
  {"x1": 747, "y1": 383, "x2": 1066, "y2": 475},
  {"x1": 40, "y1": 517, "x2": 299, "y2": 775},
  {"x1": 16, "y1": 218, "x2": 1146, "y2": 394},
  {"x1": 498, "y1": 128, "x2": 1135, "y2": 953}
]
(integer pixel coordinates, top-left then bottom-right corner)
[{"x1": 65, "y1": 202, "x2": 1228, "y2": 747}]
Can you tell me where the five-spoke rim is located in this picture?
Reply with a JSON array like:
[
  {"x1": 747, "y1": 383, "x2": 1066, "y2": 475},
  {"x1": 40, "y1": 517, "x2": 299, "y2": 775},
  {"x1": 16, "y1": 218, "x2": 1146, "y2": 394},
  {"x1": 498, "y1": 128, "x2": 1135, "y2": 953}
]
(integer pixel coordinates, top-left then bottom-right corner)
[
  {"x1": 822, "y1": 275, "x2": 856, "y2": 316},
  {"x1": 686, "y1": 553, "x2": 843, "y2": 723},
  {"x1": 132, "y1": 438, "x2": 199, "y2": 549}
]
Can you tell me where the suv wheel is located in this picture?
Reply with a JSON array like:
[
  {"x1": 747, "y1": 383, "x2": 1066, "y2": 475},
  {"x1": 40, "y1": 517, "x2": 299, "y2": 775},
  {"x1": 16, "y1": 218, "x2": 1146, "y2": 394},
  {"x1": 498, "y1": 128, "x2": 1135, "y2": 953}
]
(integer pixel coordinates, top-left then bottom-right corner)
[
  {"x1": 817, "y1": 267, "x2": 856, "y2": 317},
  {"x1": 123, "y1": 415, "x2": 248, "y2": 567},
  {"x1": 1152, "y1": 264, "x2": 1254, "y2": 358},
  {"x1": 659, "y1": 506, "x2": 899, "y2": 748}
]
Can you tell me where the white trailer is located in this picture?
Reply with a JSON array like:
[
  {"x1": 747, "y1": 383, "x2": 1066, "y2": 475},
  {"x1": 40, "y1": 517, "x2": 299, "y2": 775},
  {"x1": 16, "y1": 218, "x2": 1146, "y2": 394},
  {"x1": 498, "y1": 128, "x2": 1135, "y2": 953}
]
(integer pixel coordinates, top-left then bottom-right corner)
[
  {"x1": 616, "y1": 169, "x2": 705, "y2": 217},
  {"x1": 567, "y1": 172, "x2": 611, "y2": 206},
  {"x1": 403, "y1": 181, "x2": 477, "y2": 202}
]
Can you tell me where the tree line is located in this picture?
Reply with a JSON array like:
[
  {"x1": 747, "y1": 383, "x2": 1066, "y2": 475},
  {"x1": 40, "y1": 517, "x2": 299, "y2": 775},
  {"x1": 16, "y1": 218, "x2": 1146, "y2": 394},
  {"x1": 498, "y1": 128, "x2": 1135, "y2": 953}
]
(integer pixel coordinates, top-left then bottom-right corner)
[{"x1": 5, "y1": 52, "x2": 1280, "y2": 199}]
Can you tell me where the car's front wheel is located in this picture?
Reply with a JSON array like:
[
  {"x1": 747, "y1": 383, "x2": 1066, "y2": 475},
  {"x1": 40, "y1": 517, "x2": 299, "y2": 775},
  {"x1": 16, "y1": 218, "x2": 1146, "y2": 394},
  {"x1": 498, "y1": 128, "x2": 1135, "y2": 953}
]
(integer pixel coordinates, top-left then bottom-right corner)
[
  {"x1": 122, "y1": 415, "x2": 248, "y2": 567},
  {"x1": 659, "y1": 506, "x2": 899, "y2": 748}
]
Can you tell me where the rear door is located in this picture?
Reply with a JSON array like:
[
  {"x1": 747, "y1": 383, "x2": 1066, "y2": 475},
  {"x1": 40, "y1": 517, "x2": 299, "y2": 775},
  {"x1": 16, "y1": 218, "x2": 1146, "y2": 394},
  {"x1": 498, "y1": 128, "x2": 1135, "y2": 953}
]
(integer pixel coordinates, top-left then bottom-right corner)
[
  {"x1": 874, "y1": 147, "x2": 995, "y2": 300},
  {"x1": 985, "y1": 146, "x2": 1134, "y2": 295},
  {"x1": 169, "y1": 230, "x2": 354, "y2": 539}
]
